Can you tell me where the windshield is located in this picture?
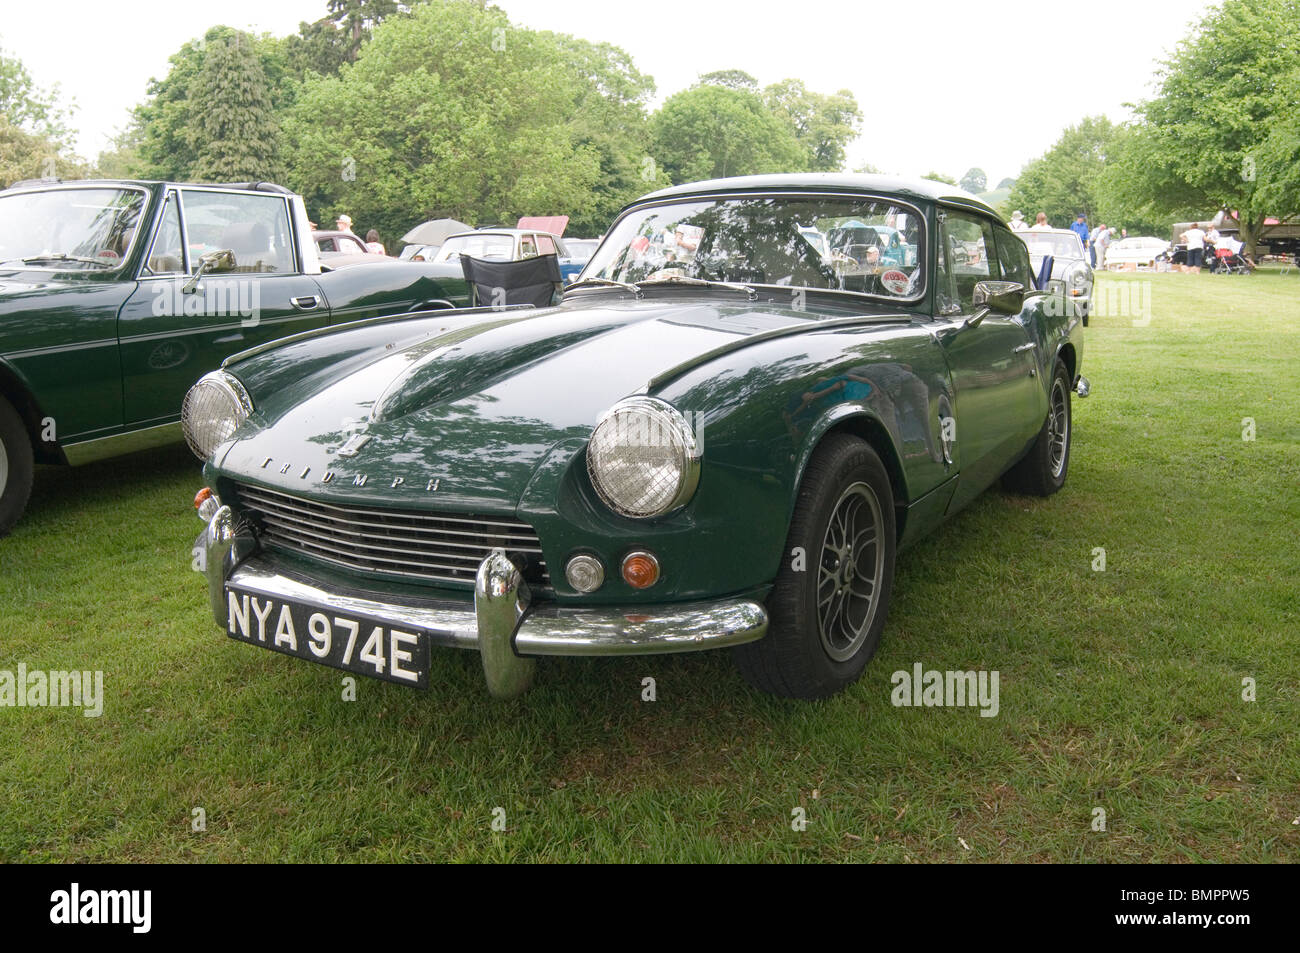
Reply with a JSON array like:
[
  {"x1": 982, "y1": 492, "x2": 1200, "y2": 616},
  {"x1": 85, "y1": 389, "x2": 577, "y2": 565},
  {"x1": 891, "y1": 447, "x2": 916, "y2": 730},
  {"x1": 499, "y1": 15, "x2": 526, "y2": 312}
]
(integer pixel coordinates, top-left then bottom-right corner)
[
  {"x1": 1021, "y1": 233, "x2": 1082, "y2": 259},
  {"x1": 0, "y1": 187, "x2": 147, "y2": 268},
  {"x1": 435, "y1": 234, "x2": 514, "y2": 262},
  {"x1": 582, "y1": 195, "x2": 925, "y2": 300}
]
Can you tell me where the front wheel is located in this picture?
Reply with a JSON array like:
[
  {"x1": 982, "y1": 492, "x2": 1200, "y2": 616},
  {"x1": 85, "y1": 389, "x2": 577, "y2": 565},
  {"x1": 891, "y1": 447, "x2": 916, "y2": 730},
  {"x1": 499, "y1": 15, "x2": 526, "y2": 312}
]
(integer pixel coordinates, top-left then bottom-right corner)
[
  {"x1": 1002, "y1": 361, "x2": 1072, "y2": 496},
  {"x1": 0, "y1": 397, "x2": 35, "y2": 538},
  {"x1": 734, "y1": 434, "x2": 896, "y2": 699}
]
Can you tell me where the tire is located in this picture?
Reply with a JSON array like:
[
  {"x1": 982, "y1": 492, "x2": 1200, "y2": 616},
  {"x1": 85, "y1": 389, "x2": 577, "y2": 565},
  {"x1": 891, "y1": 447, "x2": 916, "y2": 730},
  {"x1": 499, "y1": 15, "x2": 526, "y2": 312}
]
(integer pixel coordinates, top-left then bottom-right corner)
[
  {"x1": 0, "y1": 396, "x2": 34, "y2": 538},
  {"x1": 734, "y1": 433, "x2": 896, "y2": 699},
  {"x1": 1002, "y1": 361, "x2": 1072, "y2": 497}
]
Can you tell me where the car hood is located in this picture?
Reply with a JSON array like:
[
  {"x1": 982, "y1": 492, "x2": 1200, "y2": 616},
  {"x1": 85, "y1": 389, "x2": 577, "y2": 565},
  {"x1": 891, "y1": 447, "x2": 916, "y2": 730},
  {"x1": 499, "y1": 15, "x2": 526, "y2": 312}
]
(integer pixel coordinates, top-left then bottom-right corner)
[{"x1": 216, "y1": 294, "x2": 898, "y2": 511}]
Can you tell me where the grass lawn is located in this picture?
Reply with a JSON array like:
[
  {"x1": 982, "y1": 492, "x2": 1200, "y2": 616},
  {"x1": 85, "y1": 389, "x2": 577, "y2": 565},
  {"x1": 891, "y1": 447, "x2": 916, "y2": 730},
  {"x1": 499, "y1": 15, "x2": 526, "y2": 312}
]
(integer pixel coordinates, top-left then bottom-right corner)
[{"x1": 1, "y1": 268, "x2": 1297, "y2": 862}]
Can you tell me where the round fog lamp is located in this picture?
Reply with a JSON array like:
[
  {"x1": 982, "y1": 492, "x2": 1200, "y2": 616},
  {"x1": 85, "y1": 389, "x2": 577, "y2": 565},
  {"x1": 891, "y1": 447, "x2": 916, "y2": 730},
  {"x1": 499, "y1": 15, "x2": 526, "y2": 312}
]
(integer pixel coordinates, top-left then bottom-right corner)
[
  {"x1": 565, "y1": 554, "x2": 605, "y2": 593},
  {"x1": 621, "y1": 551, "x2": 660, "y2": 590}
]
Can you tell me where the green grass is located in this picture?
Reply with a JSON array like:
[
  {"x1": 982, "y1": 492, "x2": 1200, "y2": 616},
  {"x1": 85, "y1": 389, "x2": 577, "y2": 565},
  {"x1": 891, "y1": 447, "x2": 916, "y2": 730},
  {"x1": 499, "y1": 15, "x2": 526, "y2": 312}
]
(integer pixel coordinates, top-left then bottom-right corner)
[{"x1": 2, "y1": 268, "x2": 1298, "y2": 862}]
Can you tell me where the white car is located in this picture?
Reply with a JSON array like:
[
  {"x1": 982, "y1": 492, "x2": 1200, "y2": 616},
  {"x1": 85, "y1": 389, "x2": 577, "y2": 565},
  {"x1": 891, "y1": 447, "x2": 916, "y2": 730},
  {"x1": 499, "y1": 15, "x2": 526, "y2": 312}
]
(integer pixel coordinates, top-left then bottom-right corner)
[
  {"x1": 1103, "y1": 236, "x2": 1170, "y2": 270},
  {"x1": 1019, "y1": 228, "x2": 1093, "y2": 324}
]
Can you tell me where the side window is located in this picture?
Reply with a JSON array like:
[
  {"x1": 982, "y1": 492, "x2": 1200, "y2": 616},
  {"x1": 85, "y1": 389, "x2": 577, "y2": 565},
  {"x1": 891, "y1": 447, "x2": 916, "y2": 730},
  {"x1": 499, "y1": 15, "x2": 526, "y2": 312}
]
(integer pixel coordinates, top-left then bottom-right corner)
[
  {"x1": 994, "y1": 227, "x2": 1033, "y2": 287},
  {"x1": 940, "y1": 211, "x2": 1000, "y2": 312},
  {"x1": 536, "y1": 234, "x2": 556, "y2": 255},
  {"x1": 180, "y1": 190, "x2": 296, "y2": 274},
  {"x1": 518, "y1": 235, "x2": 538, "y2": 259},
  {"x1": 143, "y1": 194, "x2": 185, "y2": 276}
]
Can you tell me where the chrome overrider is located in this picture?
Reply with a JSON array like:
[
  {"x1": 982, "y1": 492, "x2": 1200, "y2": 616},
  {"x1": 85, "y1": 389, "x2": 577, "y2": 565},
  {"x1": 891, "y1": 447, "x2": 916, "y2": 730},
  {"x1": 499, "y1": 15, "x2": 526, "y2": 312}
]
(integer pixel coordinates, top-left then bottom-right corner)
[{"x1": 201, "y1": 505, "x2": 769, "y2": 699}]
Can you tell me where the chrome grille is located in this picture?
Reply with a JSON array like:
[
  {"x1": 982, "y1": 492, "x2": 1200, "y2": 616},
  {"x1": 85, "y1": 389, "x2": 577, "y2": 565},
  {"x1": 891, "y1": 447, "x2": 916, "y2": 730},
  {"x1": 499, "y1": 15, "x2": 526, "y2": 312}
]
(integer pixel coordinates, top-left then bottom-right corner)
[{"x1": 233, "y1": 483, "x2": 548, "y2": 587}]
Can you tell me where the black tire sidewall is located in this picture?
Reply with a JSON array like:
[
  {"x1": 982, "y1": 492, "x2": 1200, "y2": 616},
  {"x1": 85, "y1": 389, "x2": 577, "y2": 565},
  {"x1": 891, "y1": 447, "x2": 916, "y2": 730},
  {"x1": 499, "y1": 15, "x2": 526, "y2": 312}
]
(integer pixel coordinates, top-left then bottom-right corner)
[
  {"x1": 0, "y1": 397, "x2": 34, "y2": 538},
  {"x1": 1046, "y1": 362, "x2": 1072, "y2": 491},
  {"x1": 770, "y1": 436, "x2": 897, "y2": 691}
]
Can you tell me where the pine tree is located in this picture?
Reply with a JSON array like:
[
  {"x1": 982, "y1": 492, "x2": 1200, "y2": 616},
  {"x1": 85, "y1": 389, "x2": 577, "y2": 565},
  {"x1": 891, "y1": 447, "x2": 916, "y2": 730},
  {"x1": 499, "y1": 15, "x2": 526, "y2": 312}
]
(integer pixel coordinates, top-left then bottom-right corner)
[{"x1": 189, "y1": 32, "x2": 281, "y2": 182}]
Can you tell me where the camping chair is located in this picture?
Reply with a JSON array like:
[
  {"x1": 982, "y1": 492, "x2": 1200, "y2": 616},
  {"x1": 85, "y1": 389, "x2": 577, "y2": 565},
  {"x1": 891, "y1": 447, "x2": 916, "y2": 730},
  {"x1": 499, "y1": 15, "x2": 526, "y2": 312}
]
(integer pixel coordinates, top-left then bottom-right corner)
[
  {"x1": 459, "y1": 253, "x2": 562, "y2": 310},
  {"x1": 1035, "y1": 254, "x2": 1055, "y2": 291}
]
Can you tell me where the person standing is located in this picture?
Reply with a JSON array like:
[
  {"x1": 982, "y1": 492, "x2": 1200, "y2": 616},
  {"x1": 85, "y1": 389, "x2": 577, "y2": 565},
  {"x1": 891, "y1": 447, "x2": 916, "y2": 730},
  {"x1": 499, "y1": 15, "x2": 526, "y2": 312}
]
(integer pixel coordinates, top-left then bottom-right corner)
[
  {"x1": 1094, "y1": 223, "x2": 1112, "y2": 270},
  {"x1": 1182, "y1": 222, "x2": 1207, "y2": 273},
  {"x1": 336, "y1": 214, "x2": 357, "y2": 236},
  {"x1": 1071, "y1": 213, "x2": 1090, "y2": 261},
  {"x1": 1009, "y1": 210, "x2": 1029, "y2": 232},
  {"x1": 1030, "y1": 212, "x2": 1052, "y2": 231},
  {"x1": 365, "y1": 228, "x2": 386, "y2": 255}
]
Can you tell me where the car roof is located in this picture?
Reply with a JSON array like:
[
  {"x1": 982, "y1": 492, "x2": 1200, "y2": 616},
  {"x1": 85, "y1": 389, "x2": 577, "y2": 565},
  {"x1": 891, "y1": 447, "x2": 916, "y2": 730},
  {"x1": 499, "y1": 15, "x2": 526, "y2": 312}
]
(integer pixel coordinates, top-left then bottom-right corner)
[
  {"x1": 0, "y1": 177, "x2": 294, "y2": 195},
  {"x1": 633, "y1": 172, "x2": 997, "y2": 216},
  {"x1": 1027, "y1": 228, "x2": 1081, "y2": 237},
  {"x1": 445, "y1": 228, "x2": 561, "y2": 240}
]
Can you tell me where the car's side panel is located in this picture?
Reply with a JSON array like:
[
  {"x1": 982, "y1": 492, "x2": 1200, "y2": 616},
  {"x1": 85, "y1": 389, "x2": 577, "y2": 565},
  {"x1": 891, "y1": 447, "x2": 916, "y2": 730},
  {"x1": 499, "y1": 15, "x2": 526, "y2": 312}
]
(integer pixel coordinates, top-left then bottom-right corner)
[
  {"x1": 0, "y1": 282, "x2": 132, "y2": 442},
  {"x1": 516, "y1": 322, "x2": 955, "y2": 605}
]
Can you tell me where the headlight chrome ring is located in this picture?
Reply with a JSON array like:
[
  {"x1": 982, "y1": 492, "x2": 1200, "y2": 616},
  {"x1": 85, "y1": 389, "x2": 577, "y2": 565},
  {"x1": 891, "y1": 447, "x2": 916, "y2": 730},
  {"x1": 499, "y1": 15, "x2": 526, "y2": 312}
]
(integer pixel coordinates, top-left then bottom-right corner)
[
  {"x1": 182, "y1": 371, "x2": 253, "y2": 460},
  {"x1": 586, "y1": 396, "x2": 701, "y2": 519}
]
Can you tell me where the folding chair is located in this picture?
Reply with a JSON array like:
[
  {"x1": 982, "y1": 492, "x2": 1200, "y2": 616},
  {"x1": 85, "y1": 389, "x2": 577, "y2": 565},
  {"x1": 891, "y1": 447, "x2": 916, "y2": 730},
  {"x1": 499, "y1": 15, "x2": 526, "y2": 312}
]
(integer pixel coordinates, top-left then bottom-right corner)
[{"x1": 459, "y1": 253, "x2": 562, "y2": 310}]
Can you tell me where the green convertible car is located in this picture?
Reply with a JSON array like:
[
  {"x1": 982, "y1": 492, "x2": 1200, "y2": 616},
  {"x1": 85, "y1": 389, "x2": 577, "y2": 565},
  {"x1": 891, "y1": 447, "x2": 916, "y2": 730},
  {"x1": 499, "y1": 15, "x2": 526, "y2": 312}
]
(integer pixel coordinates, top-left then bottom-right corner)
[
  {"x1": 189, "y1": 173, "x2": 1090, "y2": 699},
  {"x1": 0, "y1": 178, "x2": 469, "y2": 536}
]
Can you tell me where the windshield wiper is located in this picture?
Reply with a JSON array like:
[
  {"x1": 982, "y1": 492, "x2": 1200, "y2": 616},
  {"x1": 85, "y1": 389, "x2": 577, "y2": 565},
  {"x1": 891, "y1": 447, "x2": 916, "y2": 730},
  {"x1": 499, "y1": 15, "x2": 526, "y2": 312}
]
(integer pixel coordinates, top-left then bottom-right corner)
[
  {"x1": 563, "y1": 277, "x2": 642, "y2": 298},
  {"x1": 15, "y1": 254, "x2": 115, "y2": 267},
  {"x1": 637, "y1": 275, "x2": 758, "y2": 300}
]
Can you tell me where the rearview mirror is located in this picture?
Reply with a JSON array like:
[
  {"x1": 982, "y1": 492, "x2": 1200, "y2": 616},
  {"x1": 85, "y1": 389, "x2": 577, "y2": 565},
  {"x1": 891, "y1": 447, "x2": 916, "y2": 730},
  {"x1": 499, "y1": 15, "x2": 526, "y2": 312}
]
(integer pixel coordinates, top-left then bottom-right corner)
[{"x1": 971, "y1": 280, "x2": 1025, "y2": 316}]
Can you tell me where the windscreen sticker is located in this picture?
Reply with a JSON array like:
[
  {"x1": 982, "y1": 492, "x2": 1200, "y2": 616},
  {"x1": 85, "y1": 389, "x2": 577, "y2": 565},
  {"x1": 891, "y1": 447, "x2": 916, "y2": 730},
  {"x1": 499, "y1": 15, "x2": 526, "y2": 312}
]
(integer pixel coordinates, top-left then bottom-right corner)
[{"x1": 881, "y1": 269, "x2": 909, "y2": 295}]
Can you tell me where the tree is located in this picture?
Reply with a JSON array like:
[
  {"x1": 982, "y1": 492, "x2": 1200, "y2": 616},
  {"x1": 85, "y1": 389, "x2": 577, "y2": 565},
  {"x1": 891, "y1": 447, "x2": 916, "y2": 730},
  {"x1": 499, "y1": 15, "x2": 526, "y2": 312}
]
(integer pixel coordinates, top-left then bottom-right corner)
[
  {"x1": 922, "y1": 171, "x2": 957, "y2": 185},
  {"x1": 762, "y1": 79, "x2": 862, "y2": 172},
  {"x1": 960, "y1": 168, "x2": 987, "y2": 193},
  {"x1": 536, "y1": 31, "x2": 665, "y2": 235},
  {"x1": 997, "y1": 177, "x2": 1016, "y2": 190},
  {"x1": 0, "y1": 117, "x2": 88, "y2": 187},
  {"x1": 1006, "y1": 116, "x2": 1118, "y2": 227},
  {"x1": 134, "y1": 27, "x2": 292, "y2": 181},
  {"x1": 650, "y1": 84, "x2": 804, "y2": 184},
  {"x1": 1098, "y1": 0, "x2": 1300, "y2": 255},
  {"x1": 697, "y1": 69, "x2": 758, "y2": 90},
  {"x1": 1255, "y1": 68, "x2": 1300, "y2": 222},
  {"x1": 286, "y1": 0, "x2": 401, "y2": 78},
  {"x1": 280, "y1": 0, "x2": 605, "y2": 243},
  {"x1": 188, "y1": 32, "x2": 282, "y2": 182},
  {"x1": 0, "y1": 45, "x2": 70, "y2": 144}
]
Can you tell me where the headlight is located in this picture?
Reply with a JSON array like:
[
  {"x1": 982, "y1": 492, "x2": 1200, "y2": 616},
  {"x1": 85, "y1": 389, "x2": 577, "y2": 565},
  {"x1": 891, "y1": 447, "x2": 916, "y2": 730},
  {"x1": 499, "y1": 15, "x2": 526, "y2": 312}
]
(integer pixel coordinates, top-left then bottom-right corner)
[
  {"x1": 586, "y1": 397, "x2": 701, "y2": 518},
  {"x1": 182, "y1": 371, "x2": 253, "y2": 460},
  {"x1": 1068, "y1": 266, "x2": 1090, "y2": 286}
]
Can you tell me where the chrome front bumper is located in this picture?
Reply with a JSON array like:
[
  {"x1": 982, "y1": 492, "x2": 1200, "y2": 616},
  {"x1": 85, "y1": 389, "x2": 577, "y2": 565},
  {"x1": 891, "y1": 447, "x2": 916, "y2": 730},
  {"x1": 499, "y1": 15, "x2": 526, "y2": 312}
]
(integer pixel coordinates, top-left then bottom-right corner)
[{"x1": 201, "y1": 505, "x2": 768, "y2": 699}]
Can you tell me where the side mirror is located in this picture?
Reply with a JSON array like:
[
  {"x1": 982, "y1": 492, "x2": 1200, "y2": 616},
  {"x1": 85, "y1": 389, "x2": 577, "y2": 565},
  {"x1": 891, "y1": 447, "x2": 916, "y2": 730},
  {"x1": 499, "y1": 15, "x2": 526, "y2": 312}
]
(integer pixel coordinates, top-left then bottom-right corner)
[
  {"x1": 971, "y1": 280, "x2": 1025, "y2": 316},
  {"x1": 182, "y1": 248, "x2": 236, "y2": 294}
]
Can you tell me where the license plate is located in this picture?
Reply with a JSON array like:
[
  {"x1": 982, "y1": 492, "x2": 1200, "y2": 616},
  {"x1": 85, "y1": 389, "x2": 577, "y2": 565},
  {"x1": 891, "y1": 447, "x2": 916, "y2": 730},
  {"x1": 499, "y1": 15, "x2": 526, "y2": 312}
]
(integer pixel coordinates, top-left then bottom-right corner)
[{"x1": 224, "y1": 585, "x2": 430, "y2": 689}]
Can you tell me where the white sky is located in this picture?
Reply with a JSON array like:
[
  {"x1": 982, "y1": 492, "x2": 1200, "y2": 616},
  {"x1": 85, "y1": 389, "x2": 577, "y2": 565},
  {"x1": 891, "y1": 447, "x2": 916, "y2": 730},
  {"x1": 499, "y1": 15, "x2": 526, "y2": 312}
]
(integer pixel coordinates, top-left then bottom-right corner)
[{"x1": 1, "y1": 0, "x2": 1213, "y2": 186}]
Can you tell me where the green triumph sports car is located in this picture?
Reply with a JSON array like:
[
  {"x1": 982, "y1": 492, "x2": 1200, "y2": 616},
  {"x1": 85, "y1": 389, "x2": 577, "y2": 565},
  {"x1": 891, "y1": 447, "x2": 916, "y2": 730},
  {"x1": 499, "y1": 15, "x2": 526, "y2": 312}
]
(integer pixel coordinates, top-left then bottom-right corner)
[
  {"x1": 0, "y1": 178, "x2": 470, "y2": 536},
  {"x1": 189, "y1": 173, "x2": 1090, "y2": 700}
]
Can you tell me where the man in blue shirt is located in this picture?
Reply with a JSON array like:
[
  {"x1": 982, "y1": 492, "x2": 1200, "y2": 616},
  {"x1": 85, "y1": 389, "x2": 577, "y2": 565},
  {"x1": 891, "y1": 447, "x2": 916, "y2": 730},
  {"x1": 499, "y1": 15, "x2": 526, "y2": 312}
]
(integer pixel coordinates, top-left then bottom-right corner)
[{"x1": 1070, "y1": 214, "x2": 1090, "y2": 260}]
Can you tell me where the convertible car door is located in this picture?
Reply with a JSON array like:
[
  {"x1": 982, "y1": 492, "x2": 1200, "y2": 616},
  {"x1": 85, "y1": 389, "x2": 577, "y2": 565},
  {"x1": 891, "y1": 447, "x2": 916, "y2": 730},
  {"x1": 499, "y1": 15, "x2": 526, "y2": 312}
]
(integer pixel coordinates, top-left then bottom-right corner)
[
  {"x1": 116, "y1": 188, "x2": 329, "y2": 427},
  {"x1": 934, "y1": 208, "x2": 1041, "y2": 511}
]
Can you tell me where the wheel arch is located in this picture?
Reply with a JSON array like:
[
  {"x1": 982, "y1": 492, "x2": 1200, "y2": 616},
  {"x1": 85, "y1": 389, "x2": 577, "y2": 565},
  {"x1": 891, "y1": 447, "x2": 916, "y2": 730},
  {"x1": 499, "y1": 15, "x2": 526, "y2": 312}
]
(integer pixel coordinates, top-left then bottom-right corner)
[
  {"x1": 0, "y1": 359, "x2": 65, "y2": 465},
  {"x1": 791, "y1": 408, "x2": 910, "y2": 544},
  {"x1": 1056, "y1": 341, "x2": 1077, "y2": 381}
]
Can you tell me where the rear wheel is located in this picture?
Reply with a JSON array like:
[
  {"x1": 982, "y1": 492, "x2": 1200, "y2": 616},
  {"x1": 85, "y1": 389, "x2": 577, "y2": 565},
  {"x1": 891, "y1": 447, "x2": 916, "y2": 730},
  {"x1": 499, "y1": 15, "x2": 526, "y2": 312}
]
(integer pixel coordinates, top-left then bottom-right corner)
[
  {"x1": 1002, "y1": 361, "x2": 1072, "y2": 496},
  {"x1": 0, "y1": 397, "x2": 35, "y2": 538},
  {"x1": 734, "y1": 434, "x2": 896, "y2": 699}
]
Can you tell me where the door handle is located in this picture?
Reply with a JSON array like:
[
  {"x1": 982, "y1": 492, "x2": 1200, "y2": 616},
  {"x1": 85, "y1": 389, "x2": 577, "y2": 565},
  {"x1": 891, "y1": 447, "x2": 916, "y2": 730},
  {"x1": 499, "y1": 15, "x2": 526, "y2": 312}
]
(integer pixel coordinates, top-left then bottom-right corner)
[
  {"x1": 291, "y1": 295, "x2": 319, "y2": 310},
  {"x1": 1013, "y1": 342, "x2": 1035, "y2": 353}
]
